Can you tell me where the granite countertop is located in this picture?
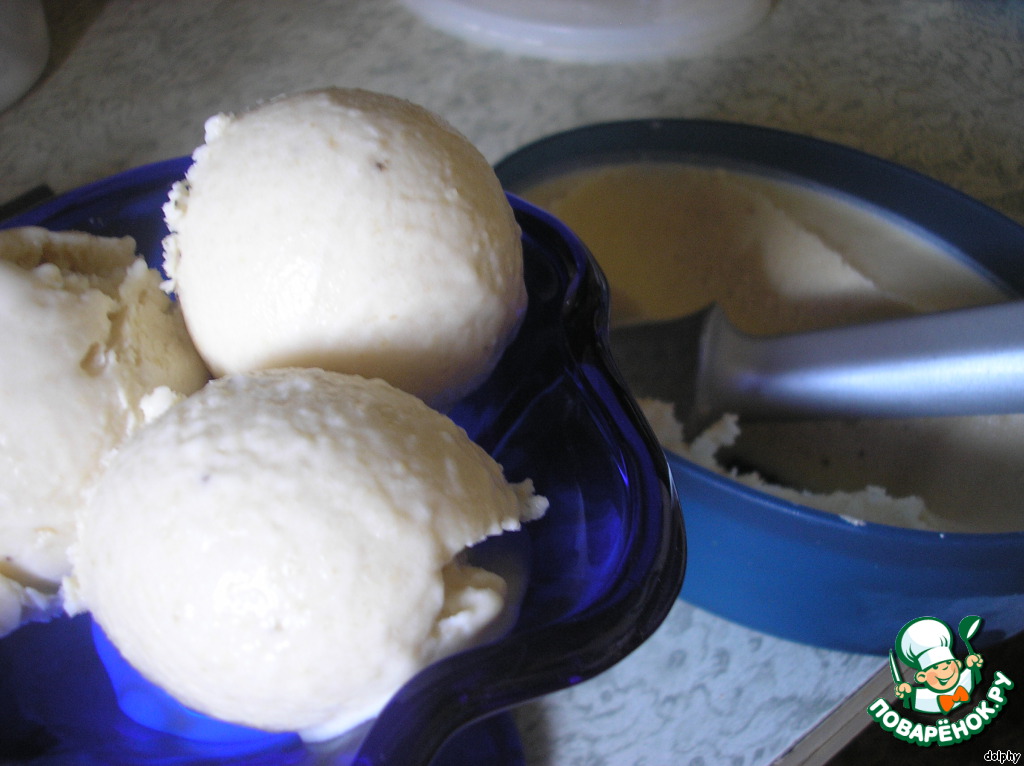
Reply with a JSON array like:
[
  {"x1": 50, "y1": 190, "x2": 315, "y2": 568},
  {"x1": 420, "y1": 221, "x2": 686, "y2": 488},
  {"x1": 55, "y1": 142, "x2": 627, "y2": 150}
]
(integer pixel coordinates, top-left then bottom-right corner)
[{"x1": 1, "y1": 2, "x2": 1022, "y2": 764}]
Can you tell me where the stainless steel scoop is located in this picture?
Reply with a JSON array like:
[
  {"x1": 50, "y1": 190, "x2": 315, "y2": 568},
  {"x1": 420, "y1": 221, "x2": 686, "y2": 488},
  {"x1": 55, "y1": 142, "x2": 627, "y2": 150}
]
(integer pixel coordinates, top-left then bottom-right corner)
[{"x1": 608, "y1": 300, "x2": 1024, "y2": 438}]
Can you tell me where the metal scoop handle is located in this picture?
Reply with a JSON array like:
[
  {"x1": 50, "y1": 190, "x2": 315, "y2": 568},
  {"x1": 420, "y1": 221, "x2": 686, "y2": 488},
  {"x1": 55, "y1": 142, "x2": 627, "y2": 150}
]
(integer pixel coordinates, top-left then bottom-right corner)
[{"x1": 695, "y1": 300, "x2": 1024, "y2": 427}]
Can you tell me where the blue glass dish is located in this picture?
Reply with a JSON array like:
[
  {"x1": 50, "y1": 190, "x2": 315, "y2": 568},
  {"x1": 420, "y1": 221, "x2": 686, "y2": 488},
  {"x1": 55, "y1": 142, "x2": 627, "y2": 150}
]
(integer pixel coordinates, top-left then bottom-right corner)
[
  {"x1": 496, "y1": 118, "x2": 1024, "y2": 656},
  {"x1": 0, "y1": 158, "x2": 684, "y2": 765}
]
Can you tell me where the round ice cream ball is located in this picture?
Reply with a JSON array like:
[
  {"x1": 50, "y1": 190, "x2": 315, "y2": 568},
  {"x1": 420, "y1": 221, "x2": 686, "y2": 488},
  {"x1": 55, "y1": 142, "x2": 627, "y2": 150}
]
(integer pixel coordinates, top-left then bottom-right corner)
[
  {"x1": 0, "y1": 227, "x2": 208, "y2": 636},
  {"x1": 162, "y1": 87, "x2": 527, "y2": 410},
  {"x1": 64, "y1": 368, "x2": 547, "y2": 739}
]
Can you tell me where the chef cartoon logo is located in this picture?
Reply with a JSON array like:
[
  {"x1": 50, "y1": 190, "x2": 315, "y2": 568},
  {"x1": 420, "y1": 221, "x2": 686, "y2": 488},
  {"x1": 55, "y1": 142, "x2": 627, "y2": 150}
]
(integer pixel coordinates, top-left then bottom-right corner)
[
  {"x1": 892, "y1": 616, "x2": 983, "y2": 715},
  {"x1": 866, "y1": 615, "x2": 1016, "y2": 747}
]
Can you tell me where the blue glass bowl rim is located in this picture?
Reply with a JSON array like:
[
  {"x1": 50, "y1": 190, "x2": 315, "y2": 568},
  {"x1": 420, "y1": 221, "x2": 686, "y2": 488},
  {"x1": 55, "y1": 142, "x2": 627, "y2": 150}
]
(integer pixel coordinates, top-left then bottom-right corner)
[
  {"x1": 496, "y1": 117, "x2": 1024, "y2": 546},
  {"x1": 0, "y1": 156, "x2": 685, "y2": 765}
]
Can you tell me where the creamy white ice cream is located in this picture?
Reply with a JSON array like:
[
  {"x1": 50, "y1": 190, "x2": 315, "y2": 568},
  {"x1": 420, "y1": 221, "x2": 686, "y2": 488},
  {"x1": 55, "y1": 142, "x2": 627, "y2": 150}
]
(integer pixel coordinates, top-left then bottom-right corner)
[
  {"x1": 163, "y1": 88, "x2": 527, "y2": 410},
  {"x1": 0, "y1": 227, "x2": 208, "y2": 636},
  {"x1": 64, "y1": 368, "x2": 547, "y2": 739},
  {"x1": 524, "y1": 163, "x2": 1016, "y2": 531}
]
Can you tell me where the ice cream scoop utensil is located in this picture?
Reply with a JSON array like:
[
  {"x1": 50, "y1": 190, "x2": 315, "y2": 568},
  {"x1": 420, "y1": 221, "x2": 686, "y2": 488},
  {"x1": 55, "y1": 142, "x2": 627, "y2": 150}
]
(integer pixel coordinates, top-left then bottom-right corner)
[{"x1": 608, "y1": 300, "x2": 1024, "y2": 438}]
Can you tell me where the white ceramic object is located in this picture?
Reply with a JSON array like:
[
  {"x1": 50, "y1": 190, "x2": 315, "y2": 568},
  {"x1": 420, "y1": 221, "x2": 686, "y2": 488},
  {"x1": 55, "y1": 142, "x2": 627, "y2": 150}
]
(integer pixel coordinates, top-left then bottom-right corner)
[
  {"x1": 400, "y1": 0, "x2": 771, "y2": 62},
  {"x1": 0, "y1": 0, "x2": 49, "y2": 112}
]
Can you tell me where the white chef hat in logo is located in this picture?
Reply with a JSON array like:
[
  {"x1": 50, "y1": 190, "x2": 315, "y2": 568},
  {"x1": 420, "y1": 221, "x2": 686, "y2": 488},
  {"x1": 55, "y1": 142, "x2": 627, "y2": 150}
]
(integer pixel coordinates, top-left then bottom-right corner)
[{"x1": 896, "y1": 617, "x2": 956, "y2": 671}]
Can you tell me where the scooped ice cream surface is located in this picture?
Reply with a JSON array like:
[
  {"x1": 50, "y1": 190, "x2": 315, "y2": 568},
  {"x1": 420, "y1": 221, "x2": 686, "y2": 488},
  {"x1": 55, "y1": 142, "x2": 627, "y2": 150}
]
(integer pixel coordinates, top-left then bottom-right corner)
[
  {"x1": 0, "y1": 227, "x2": 208, "y2": 636},
  {"x1": 163, "y1": 88, "x2": 527, "y2": 410},
  {"x1": 64, "y1": 368, "x2": 547, "y2": 740},
  {"x1": 523, "y1": 163, "x2": 1015, "y2": 531}
]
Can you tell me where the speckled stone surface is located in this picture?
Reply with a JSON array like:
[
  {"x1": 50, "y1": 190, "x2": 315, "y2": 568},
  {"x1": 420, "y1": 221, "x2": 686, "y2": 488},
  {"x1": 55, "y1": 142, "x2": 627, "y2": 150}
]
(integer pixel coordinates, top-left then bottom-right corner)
[
  {"x1": 512, "y1": 603, "x2": 884, "y2": 765},
  {"x1": 2, "y1": 0, "x2": 1024, "y2": 226},
  {"x1": 1, "y1": 2, "x2": 1022, "y2": 764}
]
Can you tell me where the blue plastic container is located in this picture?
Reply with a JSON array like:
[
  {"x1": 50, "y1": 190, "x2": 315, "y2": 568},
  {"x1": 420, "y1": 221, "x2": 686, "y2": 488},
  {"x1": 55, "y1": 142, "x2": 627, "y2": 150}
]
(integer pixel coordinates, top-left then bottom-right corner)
[{"x1": 497, "y1": 119, "x2": 1024, "y2": 655}]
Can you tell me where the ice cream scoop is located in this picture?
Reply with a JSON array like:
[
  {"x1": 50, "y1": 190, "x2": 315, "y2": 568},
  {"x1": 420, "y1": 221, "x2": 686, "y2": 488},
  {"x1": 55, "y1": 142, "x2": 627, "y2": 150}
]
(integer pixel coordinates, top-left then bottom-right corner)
[
  {"x1": 64, "y1": 368, "x2": 547, "y2": 740},
  {"x1": 163, "y1": 87, "x2": 527, "y2": 410},
  {"x1": 0, "y1": 226, "x2": 208, "y2": 635},
  {"x1": 610, "y1": 300, "x2": 1024, "y2": 438}
]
